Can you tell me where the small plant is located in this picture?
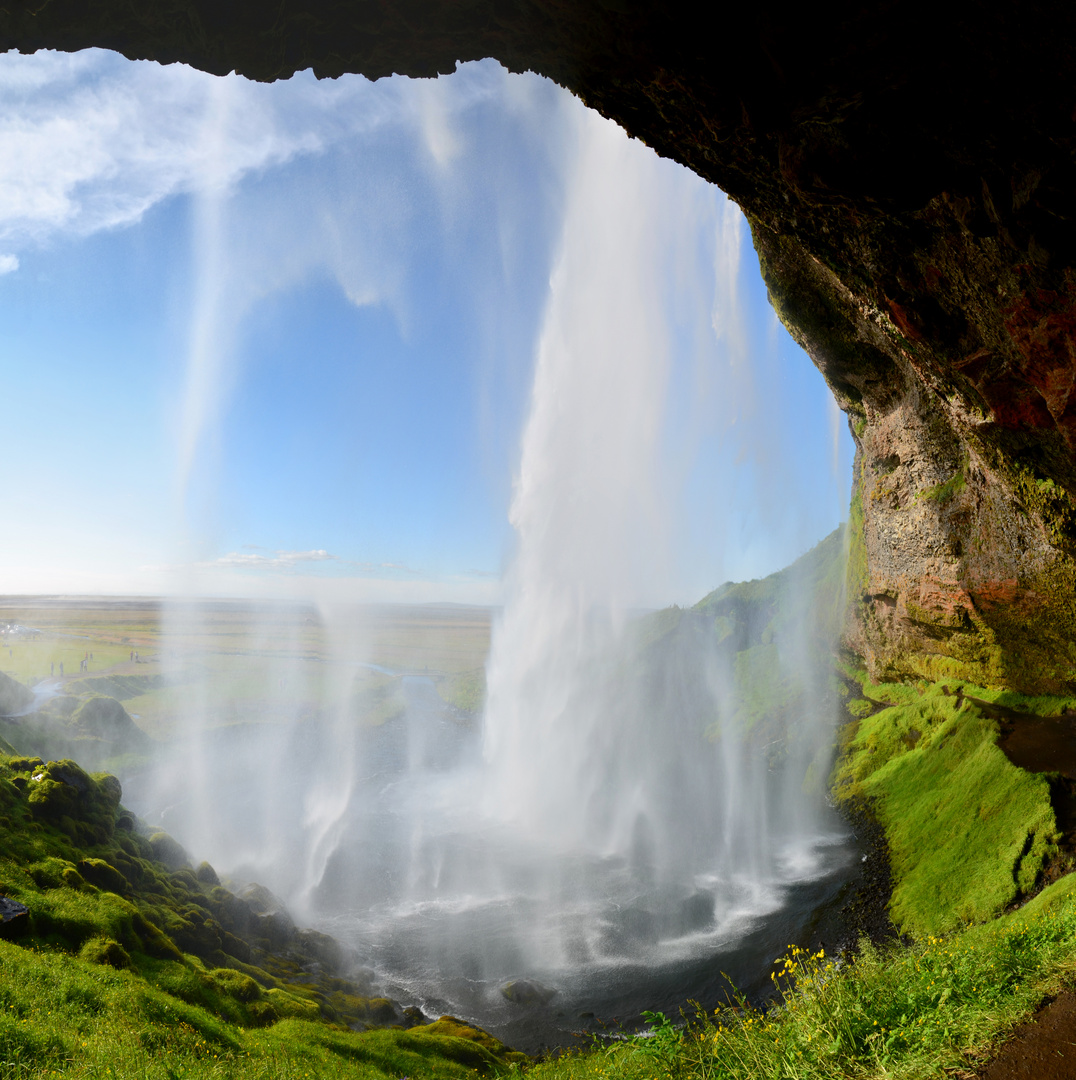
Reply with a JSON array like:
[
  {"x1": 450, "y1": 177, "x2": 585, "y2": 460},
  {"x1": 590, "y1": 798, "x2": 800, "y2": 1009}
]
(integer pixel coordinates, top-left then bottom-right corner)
[{"x1": 631, "y1": 1011, "x2": 684, "y2": 1078}]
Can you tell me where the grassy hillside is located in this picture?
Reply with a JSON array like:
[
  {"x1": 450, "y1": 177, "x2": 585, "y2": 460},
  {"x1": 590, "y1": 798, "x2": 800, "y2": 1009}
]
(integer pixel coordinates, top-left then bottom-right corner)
[
  {"x1": 618, "y1": 527, "x2": 848, "y2": 766},
  {"x1": 0, "y1": 752, "x2": 523, "y2": 1079},
  {"x1": 831, "y1": 672, "x2": 1075, "y2": 937}
]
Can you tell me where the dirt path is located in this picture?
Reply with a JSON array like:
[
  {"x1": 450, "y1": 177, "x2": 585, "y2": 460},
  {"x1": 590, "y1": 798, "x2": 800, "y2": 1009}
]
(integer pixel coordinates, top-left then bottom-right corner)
[{"x1": 977, "y1": 991, "x2": 1076, "y2": 1079}]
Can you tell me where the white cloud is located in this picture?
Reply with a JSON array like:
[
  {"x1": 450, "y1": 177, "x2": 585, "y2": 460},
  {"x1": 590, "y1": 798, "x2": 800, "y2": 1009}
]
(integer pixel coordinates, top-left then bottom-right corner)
[
  {"x1": 0, "y1": 49, "x2": 508, "y2": 251},
  {"x1": 0, "y1": 254, "x2": 17, "y2": 274},
  {"x1": 155, "y1": 550, "x2": 434, "y2": 581},
  {"x1": 201, "y1": 549, "x2": 338, "y2": 572}
]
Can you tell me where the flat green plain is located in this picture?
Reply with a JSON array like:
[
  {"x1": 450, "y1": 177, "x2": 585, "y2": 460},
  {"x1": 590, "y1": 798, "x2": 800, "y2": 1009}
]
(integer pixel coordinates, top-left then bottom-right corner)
[{"x1": 0, "y1": 597, "x2": 492, "y2": 738}]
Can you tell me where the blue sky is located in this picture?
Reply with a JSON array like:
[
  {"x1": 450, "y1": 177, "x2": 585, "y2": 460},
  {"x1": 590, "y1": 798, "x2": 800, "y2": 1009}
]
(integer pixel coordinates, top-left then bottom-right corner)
[{"x1": 0, "y1": 50, "x2": 854, "y2": 606}]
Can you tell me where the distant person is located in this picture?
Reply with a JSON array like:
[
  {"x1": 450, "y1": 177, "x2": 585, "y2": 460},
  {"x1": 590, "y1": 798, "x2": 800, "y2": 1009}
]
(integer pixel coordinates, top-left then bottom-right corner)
[
  {"x1": 59, "y1": 661, "x2": 63, "y2": 676},
  {"x1": 50, "y1": 661, "x2": 54, "y2": 677},
  {"x1": 130, "y1": 650, "x2": 134, "y2": 662}
]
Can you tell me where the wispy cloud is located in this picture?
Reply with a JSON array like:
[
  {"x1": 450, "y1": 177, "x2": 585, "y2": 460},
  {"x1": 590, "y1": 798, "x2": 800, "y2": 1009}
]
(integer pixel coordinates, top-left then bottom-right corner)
[
  {"x1": 0, "y1": 254, "x2": 17, "y2": 274},
  {"x1": 202, "y1": 549, "x2": 338, "y2": 572},
  {"x1": 154, "y1": 549, "x2": 433, "y2": 580},
  {"x1": 0, "y1": 49, "x2": 509, "y2": 254}
]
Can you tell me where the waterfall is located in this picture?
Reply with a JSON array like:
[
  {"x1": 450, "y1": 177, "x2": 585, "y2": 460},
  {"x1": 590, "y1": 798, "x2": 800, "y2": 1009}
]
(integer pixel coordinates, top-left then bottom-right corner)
[{"x1": 118, "y1": 66, "x2": 854, "y2": 1047}]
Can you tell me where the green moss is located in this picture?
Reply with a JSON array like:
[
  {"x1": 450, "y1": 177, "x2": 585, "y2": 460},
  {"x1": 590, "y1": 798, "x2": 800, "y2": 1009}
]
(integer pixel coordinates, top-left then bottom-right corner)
[
  {"x1": 0, "y1": 749, "x2": 533, "y2": 1078},
  {"x1": 832, "y1": 681, "x2": 1059, "y2": 936},
  {"x1": 79, "y1": 935, "x2": 132, "y2": 969},
  {"x1": 408, "y1": 1017, "x2": 528, "y2": 1065},
  {"x1": 916, "y1": 468, "x2": 966, "y2": 504},
  {"x1": 845, "y1": 697, "x2": 874, "y2": 718}
]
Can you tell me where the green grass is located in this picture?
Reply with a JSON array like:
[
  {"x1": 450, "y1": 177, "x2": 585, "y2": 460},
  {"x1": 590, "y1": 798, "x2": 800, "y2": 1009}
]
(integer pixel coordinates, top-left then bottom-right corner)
[
  {"x1": 436, "y1": 669, "x2": 486, "y2": 716},
  {"x1": 0, "y1": 940, "x2": 517, "y2": 1078},
  {"x1": 830, "y1": 674, "x2": 1076, "y2": 936},
  {"x1": 0, "y1": 638, "x2": 138, "y2": 687},
  {"x1": 0, "y1": 752, "x2": 524, "y2": 1079},
  {"x1": 689, "y1": 527, "x2": 848, "y2": 745}
]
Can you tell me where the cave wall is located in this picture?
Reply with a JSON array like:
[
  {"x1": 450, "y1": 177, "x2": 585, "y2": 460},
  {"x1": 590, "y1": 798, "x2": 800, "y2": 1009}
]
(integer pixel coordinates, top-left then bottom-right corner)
[{"x1": 6, "y1": 1, "x2": 1076, "y2": 690}]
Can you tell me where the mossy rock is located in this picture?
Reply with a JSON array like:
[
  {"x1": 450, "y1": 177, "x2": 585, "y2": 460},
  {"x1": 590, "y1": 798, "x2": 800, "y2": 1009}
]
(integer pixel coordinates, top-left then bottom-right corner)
[
  {"x1": 27, "y1": 778, "x2": 78, "y2": 822},
  {"x1": 77, "y1": 858, "x2": 128, "y2": 895},
  {"x1": 195, "y1": 861, "x2": 220, "y2": 886},
  {"x1": 23, "y1": 762, "x2": 119, "y2": 844},
  {"x1": 4, "y1": 756, "x2": 43, "y2": 774},
  {"x1": 148, "y1": 832, "x2": 190, "y2": 871},
  {"x1": 210, "y1": 968, "x2": 262, "y2": 1003},
  {"x1": 79, "y1": 936, "x2": 131, "y2": 969},
  {"x1": 409, "y1": 1016, "x2": 528, "y2": 1064},
  {"x1": 28, "y1": 857, "x2": 78, "y2": 890},
  {"x1": 0, "y1": 749, "x2": 415, "y2": 1051},
  {"x1": 265, "y1": 987, "x2": 320, "y2": 1020}
]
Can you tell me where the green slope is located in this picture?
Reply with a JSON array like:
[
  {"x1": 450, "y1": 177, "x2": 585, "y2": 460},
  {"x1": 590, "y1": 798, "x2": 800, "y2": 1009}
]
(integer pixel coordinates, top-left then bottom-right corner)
[{"x1": 0, "y1": 753, "x2": 522, "y2": 1078}]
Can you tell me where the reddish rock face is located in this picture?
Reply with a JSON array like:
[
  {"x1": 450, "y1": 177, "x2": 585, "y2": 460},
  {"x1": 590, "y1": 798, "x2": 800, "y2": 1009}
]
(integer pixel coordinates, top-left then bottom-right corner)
[{"x1": 4, "y1": 2, "x2": 1076, "y2": 688}]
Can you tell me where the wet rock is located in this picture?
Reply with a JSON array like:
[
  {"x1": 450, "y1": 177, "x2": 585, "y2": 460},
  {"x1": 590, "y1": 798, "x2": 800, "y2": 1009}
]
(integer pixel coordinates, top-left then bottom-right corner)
[
  {"x1": 195, "y1": 860, "x2": 220, "y2": 886},
  {"x1": 295, "y1": 927, "x2": 359, "y2": 975},
  {"x1": 402, "y1": 1005, "x2": 428, "y2": 1026},
  {"x1": 0, "y1": 896, "x2": 28, "y2": 939},
  {"x1": 148, "y1": 831, "x2": 191, "y2": 871},
  {"x1": 239, "y1": 882, "x2": 295, "y2": 947},
  {"x1": 672, "y1": 890, "x2": 715, "y2": 935},
  {"x1": 499, "y1": 979, "x2": 555, "y2": 1006}
]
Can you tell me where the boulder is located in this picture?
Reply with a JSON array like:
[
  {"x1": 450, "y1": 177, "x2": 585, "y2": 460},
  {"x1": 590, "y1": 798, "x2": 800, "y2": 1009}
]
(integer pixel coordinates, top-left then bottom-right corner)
[
  {"x1": 148, "y1": 831, "x2": 191, "y2": 871},
  {"x1": 0, "y1": 896, "x2": 28, "y2": 939},
  {"x1": 499, "y1": 979, "x2": 555, "y2": 1006}
]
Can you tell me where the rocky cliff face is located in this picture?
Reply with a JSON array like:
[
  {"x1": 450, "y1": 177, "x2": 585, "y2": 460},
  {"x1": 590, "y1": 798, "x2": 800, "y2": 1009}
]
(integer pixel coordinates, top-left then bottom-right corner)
[{"x1": 5, "y1": 2, "x2": 1076, "y2": 689}]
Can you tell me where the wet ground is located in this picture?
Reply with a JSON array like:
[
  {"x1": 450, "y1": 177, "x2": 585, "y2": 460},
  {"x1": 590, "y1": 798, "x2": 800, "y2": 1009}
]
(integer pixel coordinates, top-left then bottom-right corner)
[{"x1": 976, "y1": 991, "x2": 1076, "y2": 1079}]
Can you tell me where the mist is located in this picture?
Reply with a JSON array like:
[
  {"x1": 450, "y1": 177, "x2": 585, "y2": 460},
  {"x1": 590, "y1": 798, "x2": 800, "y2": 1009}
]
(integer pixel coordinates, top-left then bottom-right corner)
[{"x1": 105, "y1": 73, "x2": 858, "y2": 1047}]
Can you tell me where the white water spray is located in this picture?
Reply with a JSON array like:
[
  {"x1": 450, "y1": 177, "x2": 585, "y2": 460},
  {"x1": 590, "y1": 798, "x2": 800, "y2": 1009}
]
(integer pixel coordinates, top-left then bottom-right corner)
[{"x1": 120, "y1": 71, "x2": 855, "y2": 1048}]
